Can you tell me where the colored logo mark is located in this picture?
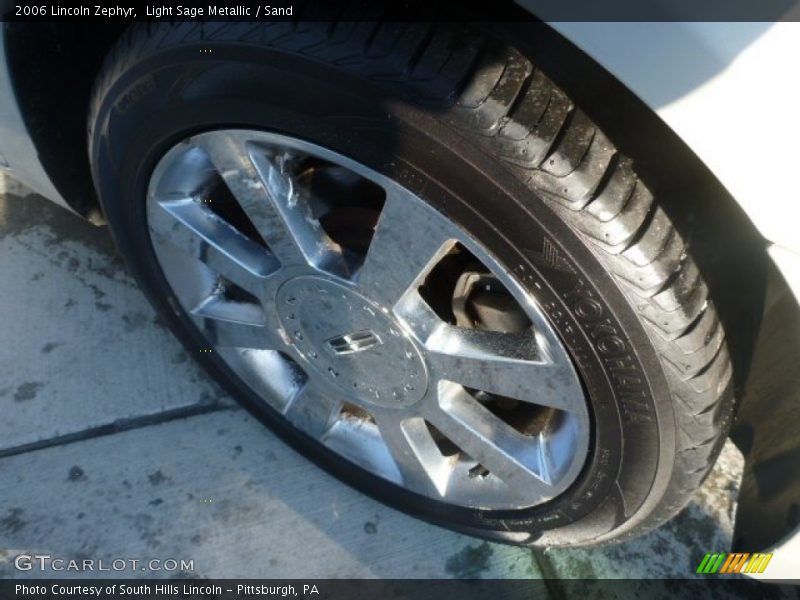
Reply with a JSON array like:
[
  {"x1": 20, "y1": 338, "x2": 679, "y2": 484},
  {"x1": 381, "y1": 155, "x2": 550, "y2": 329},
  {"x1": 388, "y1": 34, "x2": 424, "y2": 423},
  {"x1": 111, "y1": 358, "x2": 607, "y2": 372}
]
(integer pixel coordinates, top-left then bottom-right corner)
[{"x1": 696, "y1": 553, "x2": 773, "y2": 574}]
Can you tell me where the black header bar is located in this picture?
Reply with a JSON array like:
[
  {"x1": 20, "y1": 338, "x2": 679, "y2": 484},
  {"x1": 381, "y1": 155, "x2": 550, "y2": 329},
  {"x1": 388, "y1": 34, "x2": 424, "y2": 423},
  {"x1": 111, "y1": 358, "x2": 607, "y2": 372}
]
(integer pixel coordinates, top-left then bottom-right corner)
[{"x1": 2, "y1": 0, "x2": 800, "y2": 23}]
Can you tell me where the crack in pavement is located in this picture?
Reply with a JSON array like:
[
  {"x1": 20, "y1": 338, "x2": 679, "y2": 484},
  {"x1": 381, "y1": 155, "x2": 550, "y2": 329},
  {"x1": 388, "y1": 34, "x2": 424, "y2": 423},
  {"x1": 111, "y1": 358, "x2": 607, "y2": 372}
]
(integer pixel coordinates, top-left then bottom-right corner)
[{"x1": 0, "y1": 403, "x2": 238, "y2": 459}]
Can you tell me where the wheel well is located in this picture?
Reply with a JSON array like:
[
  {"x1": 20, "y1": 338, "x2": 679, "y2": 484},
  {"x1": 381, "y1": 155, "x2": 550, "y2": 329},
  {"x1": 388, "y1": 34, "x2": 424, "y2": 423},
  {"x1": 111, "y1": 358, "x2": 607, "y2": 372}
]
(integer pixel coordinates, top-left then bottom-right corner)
[{"x1": 3, "y1": 22, "x2": 125, "y2": 218}]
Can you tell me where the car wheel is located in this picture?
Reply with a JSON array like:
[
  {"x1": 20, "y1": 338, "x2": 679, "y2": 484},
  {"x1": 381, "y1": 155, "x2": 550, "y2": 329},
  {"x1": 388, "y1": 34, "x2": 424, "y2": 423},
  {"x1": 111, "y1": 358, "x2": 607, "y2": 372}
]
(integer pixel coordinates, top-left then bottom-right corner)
[{"x1": 88, "y1": 19, "x2": 735, "y2": 546}]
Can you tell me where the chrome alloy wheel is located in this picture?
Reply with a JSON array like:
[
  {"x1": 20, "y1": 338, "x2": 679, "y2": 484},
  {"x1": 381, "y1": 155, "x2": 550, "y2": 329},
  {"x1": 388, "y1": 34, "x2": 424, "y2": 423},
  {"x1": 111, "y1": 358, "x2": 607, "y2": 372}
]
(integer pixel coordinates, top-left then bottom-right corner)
[{"x1": 146, "y1": 130, "x2": 590, "y2": 510}]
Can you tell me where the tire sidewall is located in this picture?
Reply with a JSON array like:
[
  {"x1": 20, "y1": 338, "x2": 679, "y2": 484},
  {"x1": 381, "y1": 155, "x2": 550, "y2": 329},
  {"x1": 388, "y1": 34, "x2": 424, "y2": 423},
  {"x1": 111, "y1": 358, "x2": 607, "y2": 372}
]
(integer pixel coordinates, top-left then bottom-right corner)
[{"x1": 90, "y1": 42, "x2": 676, "y2": 544}]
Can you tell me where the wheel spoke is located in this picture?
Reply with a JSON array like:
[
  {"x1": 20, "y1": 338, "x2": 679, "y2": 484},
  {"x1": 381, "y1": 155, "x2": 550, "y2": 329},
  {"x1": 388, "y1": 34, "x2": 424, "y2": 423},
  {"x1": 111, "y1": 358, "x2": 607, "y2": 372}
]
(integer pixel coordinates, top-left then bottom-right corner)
[
  {"x1": 149, "y1": 198, "x2": 279, "y2": 297},
  {"x1": 393, "y1": 291, "x2": 442, "y2": 344},
  {"x1": 283, "y1": 384, "x2": 341, "y2": 439},
  {"x1": 373, "y1": 412, "x2": 451, "y2": 498},
  {"x1": 191, "y1": 296, "x2": 278, "y2": 350},
  {"x1": 358, "y1": 188, "x2": 455, "y2": 307},
  {"x1": 193, "y1": 132, "x2": 342, "y2": 270},
  {"x1": 425, "y1": 384, "x2": 556, "y2": 501},
  {"x1": 426, "y1": 325, "x2": 582, "y2": 413}
]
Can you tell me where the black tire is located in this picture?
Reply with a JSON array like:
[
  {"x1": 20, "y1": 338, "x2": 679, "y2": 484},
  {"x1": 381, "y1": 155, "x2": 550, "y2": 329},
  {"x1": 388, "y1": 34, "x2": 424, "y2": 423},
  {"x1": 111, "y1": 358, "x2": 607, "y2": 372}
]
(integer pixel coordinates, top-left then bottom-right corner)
[{"x1": 88, "y1": 18, "x2": 735, "y2": 546}]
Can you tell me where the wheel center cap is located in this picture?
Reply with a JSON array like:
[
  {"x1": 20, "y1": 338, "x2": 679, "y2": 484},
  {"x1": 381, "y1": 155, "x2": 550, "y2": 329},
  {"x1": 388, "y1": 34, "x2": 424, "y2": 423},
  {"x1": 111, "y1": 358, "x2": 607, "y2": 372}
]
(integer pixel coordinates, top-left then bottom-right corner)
[{"x1": 276, "y1": 276, "x2": 428, "y2": 408}]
